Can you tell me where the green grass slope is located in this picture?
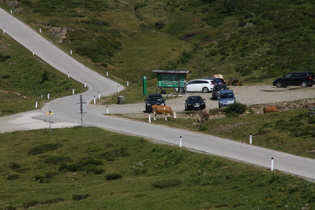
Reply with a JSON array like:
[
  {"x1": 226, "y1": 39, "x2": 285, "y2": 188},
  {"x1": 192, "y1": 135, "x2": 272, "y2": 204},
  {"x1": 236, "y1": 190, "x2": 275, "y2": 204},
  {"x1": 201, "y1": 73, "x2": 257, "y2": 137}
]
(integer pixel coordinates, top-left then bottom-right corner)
[
  {"x1": 2, "y1": 0, "x2": 314, "y2": 85},
  {"x1": 0, "y1": 34, "x2": 85, "y2": 116},
  {"x1": 0, "y1": 127, "x2": 314, "y2": 209}
]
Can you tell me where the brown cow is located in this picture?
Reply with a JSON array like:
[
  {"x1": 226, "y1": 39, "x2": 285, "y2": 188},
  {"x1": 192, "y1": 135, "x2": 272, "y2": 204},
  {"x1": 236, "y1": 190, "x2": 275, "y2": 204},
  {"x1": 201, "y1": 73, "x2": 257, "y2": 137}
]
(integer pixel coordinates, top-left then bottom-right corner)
[
  {"x1": 152, "y1": 105, "x2": 176, "y2": 121},
  {"x1": 263, "y1": 106, "x2": 279, "y2": 113},
  {"x1": 198, "y1": 108, "x2": 210, "y2": 122}
]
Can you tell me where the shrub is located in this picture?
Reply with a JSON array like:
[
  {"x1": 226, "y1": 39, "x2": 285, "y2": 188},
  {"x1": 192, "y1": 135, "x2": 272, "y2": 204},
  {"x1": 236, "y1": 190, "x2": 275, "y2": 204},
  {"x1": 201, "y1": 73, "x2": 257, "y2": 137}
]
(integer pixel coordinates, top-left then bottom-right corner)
[
  {"x1": 105, "y1": 173, "x2": 122, "y2": 180},
  {"x1": 72, "y1": 194, "x2": 89, "y2": 201},
  {"x1": 0, "y1": 53, "x2": 11, "y2": 62},
  {"x1": 43, "y1": 156, "x2": 72, "y2": 164},
  {"x1": 28, "y1": 143, "x2": 63, "y2": 155},
  {"x1": 58, "y1": 158, "x2": 103, "y2": 173},
  {"x1": 134, "y1": 3, "x2": 147, "y2": 11},
  {"x1": 132, "y1": 167, "x2": 147, "y2": 176},
  {"x1": 43, "y1": 198, "x2": 64, "y2": 204},
  {"x1": 22, "y1": 200, "x2": 40, "y2": 209},
  {"x1": 153, "y1": 179, "x2": 181, "y2": 188},
  {"x1": 9, "y1": 162, "x2": 21, "y2": 170},
  {"x1": 308, "y1": 116, "x2": 315, "y2": 124},
  {"x1": 3, "y1": 206, "x2": 16, "y2": 210},
  {"x1": 224, "y1": 103, "x2": 247, "y2": 116},
  {"x1": 34, "y1": 172, "x2": 57, "y2": 183},
  {"x1": 198, "y1": 126, "x2": 207, "y2": 131},
  {"x1": 154, "y1": 21, "x2": 165, "y2": 30},
  {"x1": 7, "y1": 174, "x2": 19, "y2": 180},
  {"x1": 101, "y1": 147, "x2": 130, "y2": 161},
  {"x1": 2, "y1": 75, "x2": 10, "y2": 79}
]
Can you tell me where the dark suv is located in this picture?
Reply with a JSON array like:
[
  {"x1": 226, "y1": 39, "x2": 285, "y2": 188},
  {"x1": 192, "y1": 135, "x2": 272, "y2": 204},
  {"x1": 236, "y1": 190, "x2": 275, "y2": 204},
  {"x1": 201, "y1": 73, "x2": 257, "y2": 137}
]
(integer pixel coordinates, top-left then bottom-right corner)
[
  {"x1": 273, "y1": 71, "x2": 314, "y2": 88},
  {"x1": 211, "y1": 84, "x2": 229, "y2": 100},
  {"x1": 144, "y1": 94, "x2": 165, "y2": 112}
]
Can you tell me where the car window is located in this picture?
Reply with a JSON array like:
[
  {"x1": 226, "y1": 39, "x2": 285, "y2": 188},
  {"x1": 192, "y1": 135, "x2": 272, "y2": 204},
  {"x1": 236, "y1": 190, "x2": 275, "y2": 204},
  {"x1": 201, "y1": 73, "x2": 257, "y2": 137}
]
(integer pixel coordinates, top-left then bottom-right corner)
[
  {"x1": 220, "y1": 93, "x2": 233, "y2": 99},
  {"x1": 284, "y1": 74, "x2": 292, "y2": 78},
  {"x1": 149, "y1": 96, "x2": 163, "y2": 101}
]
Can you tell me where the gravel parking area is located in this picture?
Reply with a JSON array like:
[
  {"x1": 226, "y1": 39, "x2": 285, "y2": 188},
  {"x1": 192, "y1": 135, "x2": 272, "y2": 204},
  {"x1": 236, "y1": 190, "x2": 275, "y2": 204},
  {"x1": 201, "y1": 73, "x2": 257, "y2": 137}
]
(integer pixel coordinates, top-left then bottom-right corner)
[
  {"x1": 0, "y1": 85, "x2": 313, "y2": 133},
  {"x1": 89, "y1": 85, "x2": 315, "y2": 115}
]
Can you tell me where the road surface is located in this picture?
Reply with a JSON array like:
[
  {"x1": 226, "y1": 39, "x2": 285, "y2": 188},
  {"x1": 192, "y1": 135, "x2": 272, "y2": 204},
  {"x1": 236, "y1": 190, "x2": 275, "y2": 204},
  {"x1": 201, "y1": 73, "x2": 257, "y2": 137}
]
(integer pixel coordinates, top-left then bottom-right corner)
[{"x1": 0, "y1": 8, "x2": 314, "y2": 181}]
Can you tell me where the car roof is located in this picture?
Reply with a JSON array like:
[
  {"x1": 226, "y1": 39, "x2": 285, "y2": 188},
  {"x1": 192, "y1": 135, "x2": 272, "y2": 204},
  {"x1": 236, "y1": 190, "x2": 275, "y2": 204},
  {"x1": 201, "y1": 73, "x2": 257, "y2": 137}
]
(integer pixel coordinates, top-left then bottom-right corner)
[
  {"x1": 287, "y1": 71, "x2": 313, "y2": 74},
  {"x1": 189, "y1": 79, "x2": 211, "y2": 81}
]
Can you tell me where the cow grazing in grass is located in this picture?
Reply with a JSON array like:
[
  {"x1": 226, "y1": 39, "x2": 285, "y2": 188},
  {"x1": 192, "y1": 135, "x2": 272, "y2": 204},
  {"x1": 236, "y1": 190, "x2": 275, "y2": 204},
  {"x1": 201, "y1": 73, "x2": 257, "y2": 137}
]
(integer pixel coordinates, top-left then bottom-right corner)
[
  {"x1": 263, "y1": 106, "x2": 279, "y2": 113},
  {"x1": 198, "y1": 108, "x2": 210, "y2": 122},
  {"x1": 152, "y1": 105, "x2": 176, "y2": 121}
]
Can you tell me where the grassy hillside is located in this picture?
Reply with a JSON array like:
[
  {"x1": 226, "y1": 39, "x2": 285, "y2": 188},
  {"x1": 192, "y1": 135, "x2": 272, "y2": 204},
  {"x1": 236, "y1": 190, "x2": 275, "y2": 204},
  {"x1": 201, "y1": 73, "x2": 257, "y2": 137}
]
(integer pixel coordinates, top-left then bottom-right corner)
[
  {"x1": 0, "y1": 34, "x2": 85, "y2": 116},
  {"x1": 2, "y1": 0, "x2": 315, "y2": 86},
  {"x1": 0, "y1": 127, "x2": 314, "y2": 209}
]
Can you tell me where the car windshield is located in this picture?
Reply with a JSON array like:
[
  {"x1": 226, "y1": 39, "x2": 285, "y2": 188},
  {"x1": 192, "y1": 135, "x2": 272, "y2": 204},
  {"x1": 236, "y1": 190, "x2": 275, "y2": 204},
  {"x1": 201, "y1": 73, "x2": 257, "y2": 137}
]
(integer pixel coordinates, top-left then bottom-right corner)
[
  {"x1": 215, "y1": 85, "x2": 226, "y2": 91},
  {"x1": 149, "y1": 96, "x2": 163, "y2": 101},
  {"x1": 189, "y1": 96, "x2": 201, "y2": 100},
  {"x1": 220, "y1": 93, "x2": 234, "y2": 99}
]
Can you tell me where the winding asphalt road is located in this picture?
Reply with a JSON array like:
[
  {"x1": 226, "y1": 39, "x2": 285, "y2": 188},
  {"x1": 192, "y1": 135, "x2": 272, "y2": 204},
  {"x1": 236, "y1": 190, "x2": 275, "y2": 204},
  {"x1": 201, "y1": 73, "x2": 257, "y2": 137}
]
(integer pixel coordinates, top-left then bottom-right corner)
[{"x1": 1, "y1": 8, "x2": 314, "y2": 181}]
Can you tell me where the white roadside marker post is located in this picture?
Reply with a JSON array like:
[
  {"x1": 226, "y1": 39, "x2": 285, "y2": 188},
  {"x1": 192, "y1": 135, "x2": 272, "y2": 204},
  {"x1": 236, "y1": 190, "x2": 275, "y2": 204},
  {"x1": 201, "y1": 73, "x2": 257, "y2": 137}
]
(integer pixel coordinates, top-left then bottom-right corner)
[{"x1": 179, "y1": 136, "x2": 182, "y2": 148}]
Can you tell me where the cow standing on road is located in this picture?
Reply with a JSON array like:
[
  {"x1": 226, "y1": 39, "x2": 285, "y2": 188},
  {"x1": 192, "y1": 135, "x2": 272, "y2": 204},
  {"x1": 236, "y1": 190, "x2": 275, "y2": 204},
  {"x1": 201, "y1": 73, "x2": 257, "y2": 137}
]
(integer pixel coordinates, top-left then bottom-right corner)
[{"x1": 152, "y1": 105, "x2": 176, "y2": 121}]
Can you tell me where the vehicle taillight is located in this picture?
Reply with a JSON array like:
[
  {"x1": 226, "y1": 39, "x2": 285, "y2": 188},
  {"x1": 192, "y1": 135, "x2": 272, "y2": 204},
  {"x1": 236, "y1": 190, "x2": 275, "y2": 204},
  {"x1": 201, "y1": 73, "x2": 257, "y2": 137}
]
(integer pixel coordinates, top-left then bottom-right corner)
[{"x1": 307, "y1": 76, "x2": 313, "y2": 80}]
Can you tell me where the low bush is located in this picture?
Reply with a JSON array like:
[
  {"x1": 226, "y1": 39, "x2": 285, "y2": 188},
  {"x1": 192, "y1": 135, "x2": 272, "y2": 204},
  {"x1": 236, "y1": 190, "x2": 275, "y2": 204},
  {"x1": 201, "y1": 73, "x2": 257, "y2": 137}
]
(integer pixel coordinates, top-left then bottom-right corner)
[
  {"x1": 58, "y1": 158, "x2": 103, "y2": 173},
  {"x1": 153, "y1": 179, "x2": 181, "y2": 188},
  {"x1": 43, "y1": 198, "x2": 64, "y2": 204},
  {"x1": 28, "y1": 143, "x2": 63, "y2": 155},
  {"x1": 72, "y1": 194, "x2": 89, "y2": 201},
  {"x1": 34, "y1": 172, "x2": 57, "y2": 183},
  {"x1": 22, "y1": 200, "x2": 40, "y2": 209},
  {"x1": 224, "y1": 103, "x2": 247, "y2": 116},
  {"x1": 7, "y1": 174, "x2": 19, "y2": 180},
  {"x1": 105, "y1": 173, "x2": 122, "y2": 180},
  {"x1": 154, "y1": 21, "x2": 165, "y2": 30},
  {"x1": 308, "y1": 116, "x2": 315, "y2": 124},
  {"x1": 9, "y1": 162, "x2": 21, "y2": 170},
  {"x1": 101, "y1": 147, "x2": 130, "y2": 161},
  {"x1": 43, "y1": 156, "x2": 72, "y2": 164},
  {"x1": 3, "y1": 206, "x2": 16, "y2": 210}
]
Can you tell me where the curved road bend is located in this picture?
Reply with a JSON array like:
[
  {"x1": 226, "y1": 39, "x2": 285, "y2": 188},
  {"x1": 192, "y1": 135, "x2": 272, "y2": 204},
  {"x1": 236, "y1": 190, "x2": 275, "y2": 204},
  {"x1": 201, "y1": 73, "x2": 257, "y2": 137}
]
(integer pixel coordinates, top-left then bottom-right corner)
[{"x1": 1, "y1": 8, "x2": 314, "y2": 181}]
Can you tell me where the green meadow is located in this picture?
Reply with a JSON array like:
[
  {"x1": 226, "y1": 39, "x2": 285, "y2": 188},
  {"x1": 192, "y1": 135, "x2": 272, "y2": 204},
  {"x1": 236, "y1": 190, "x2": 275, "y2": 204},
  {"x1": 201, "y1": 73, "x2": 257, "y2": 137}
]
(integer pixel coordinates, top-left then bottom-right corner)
[{"x1": 0, "y1": 127, "x2": 314, "y2": 209}]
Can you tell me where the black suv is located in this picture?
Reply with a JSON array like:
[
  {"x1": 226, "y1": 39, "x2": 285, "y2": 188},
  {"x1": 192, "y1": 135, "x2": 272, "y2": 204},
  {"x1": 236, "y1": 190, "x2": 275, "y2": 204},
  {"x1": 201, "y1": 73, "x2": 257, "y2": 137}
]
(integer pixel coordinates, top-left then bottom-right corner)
[
  {"x1": 144, "y1": 94, "x2": 165, "y2": 112},
  {"x1": 211, "y1": 84, "x2": 229, "y2": 100},
  {"x1": 273, "y1": 71, "x2": 314, "y2": 88}
]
